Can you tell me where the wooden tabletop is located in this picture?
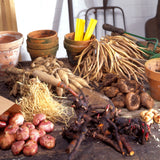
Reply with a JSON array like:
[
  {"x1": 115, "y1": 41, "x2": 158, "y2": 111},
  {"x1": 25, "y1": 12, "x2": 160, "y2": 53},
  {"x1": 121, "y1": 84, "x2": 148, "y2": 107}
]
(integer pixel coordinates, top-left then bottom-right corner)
[{"x1": 0, "y1": 62, "x2": 160, "y2": 160}]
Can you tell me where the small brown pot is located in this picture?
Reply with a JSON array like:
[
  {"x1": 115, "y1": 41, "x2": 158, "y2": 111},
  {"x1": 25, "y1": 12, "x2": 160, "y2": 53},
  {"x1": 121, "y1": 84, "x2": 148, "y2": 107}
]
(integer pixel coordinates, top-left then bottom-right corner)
[
  {"x1": 27, "y1": 30, "x2": 59, "y2": 59},
  {"x1": 27, "y1": 45, "x2": 58, "y2": 59},
  {"x1": 145, "y1": 58, "x2": 160, "y2": 101},
  {"x1": 63, "y1": 32, "x2": 96, "y2": 66}
]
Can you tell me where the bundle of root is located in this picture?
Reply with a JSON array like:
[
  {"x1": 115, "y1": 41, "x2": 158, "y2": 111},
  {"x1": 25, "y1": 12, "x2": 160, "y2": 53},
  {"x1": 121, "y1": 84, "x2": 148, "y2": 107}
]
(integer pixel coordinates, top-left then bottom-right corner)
[
  {"x1": 17, "y1": 78, "x2": 75, "y2": 125},
  {"x1": 100, "y1": 73, "x2": 154, "y2": 111},
  {"x1": 74, "y1": 35, "x2": 148, "y2": 84},
  {"x1": 4, "y1": 56, "x2": 90, "y2": 97}
]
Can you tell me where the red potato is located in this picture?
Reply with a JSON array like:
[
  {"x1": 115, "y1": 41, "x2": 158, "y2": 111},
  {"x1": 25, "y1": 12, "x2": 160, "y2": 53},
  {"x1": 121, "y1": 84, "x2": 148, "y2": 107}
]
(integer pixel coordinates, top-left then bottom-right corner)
[
  {"x1": 16, "y1": 126, "x2": 29, "y2": 141},
  {"x1": 9, "y1": 113, "x2": 24, "y2": 126},
  {"x1": 4, "y1": 124, "x2": 19, "y2": 134},
  {"x1": 23, "y1": 140, "x2": 38, "y2": 156},
  {"x1": 29, "y1": 129, "x2": 40, "y2": 142},
  {"x1": 0, "y1": 112, "x2": 10, "y2": 122},
  {"x1": 11, "y1": 140, "x2": 25, "y2": 155},
  {"x1": 0, "y1": 121, "x2": 7, "y2": 128},
  {"x1": 38, "y1": 120, "x2": 54, "y2": 133},
  {"x1": 0, "y1": 133, "x2": 15, "y2": 150},
  {"x1": 33, "y1": 113, "x2": 46, "y2": 126},
  {"x1": 38, "y1": 128, "x2": 46, "y2": 138},
  {"x1": 22, "y1": 122, "x2": 35, "y2": 131},
  {"x1": 39, "y1": 134, "x2": 55, "y2": 149}
]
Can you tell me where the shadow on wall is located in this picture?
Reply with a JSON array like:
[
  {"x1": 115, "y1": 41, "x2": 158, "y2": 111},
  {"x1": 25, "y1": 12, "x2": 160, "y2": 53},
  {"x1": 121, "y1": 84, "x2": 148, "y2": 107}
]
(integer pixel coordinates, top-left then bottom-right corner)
[{"x1": 52, "y1": 0, "x2": 64, "y2": 32}]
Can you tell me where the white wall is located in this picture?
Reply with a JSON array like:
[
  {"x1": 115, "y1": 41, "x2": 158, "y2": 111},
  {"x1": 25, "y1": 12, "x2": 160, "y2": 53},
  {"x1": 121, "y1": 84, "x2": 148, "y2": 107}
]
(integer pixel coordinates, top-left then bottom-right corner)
[{"x1": 14, "y1": 0, "x2": 158, "y2": 61}]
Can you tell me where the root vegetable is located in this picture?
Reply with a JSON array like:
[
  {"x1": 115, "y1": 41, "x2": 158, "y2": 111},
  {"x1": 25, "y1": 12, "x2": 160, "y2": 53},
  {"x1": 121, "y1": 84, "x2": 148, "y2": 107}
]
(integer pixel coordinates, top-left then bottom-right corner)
[
  {"x1": 125, "y1": 92, "x2": 140, "y2": 111},
  {"x1": 9, "y1": 113, "x2": 24, "y2": 126},
  {"x1": 102, "y1": 86, "x2": 119, "y2": 98},
  {"x1": 0, "y1": 121, "x2": 7, "y2": 128},
  {"x1": 23, "y1": 140, "x2": 38, "y2": 156},
  {"x1": 0, "y1": 133, "x2": 15, "y2": 150},
  {"x1": 111, "y1": 93, "x2": 125, "y2": 108},
  {"x1": 58, "y1": 69, "x2": 69, "y2": 86},
  {"x1": 38, "y1": 120, "x2": 54, "y2": 133},
  {"x1": 11, "y1": 140, "x2": 25, "y2": 155},
  {"x1": 39, "y1": 134, "x2": 55, "y2": 149},
  {"x1": 0, "y1": 112, "x2": 10, "y2": 122},
  {"x1": 29, "y1": 129, "x2": 40, "y2": 142},
  {"x1": 4, "y1": 124, "x2": 19, "y2": 134},
  {"x1": 38, "y1": 129, "x2": 46, "y2": 138},
  {"x1": 33, "y1": 113, "x2": 46, "y2": 126},
  {"x1": 116, "y1": 79, "x2": 137, "y2": 93},
  {"x1": 140, "y1": 92, "x2": 154, "y2": 109},
  {"x1": 153, "y1": 114, "x2": 160, "y2": 124},
  {"x1": 16, "y1": 126, "x2": 29, "y2": 141},
  {"x1": 22, "y1": 122, "x2": 35, "y2": 131},
  {"x1": 55, "y1": 72, "x2": 63, "y2": 96}
]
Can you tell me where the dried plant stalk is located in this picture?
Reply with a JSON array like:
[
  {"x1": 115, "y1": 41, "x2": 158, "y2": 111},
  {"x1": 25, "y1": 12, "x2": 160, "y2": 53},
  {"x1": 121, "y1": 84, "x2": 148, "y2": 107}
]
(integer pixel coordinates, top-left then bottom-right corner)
[{"x1": 74, "y1": 35, "x2": 148, "y2": 84}]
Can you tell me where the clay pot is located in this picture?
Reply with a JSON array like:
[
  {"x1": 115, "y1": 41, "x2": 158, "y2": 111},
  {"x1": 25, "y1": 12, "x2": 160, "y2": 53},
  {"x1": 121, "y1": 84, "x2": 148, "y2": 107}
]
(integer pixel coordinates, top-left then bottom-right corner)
[
  {"x1": 0, "y1": 31, "x2": 23, "y2": 73},
  {"x1": 64, "y1": 32, "x2": 96, "y2": 66},
  {"x1": 145, "y1": 58, "x2": 160, "y2": 101},
  {"x1": 27, "y1": 30, "x2": 58, "y2": 59}
]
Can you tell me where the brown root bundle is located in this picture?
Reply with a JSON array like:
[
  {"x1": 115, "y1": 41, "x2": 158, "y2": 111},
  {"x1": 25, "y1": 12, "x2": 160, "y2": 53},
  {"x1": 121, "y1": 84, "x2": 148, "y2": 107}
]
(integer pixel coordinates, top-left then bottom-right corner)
[
  {"x1": 74, "y1": 35, "x2": 148, "y2": 84},
  {"x1": 17, "y1": 78, "x2": 75, "y2": 125}
]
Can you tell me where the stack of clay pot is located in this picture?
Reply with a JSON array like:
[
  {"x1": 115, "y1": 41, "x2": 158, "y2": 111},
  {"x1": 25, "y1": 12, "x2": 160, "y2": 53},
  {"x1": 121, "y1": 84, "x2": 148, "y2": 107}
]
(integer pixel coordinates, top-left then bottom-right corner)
[{"x1": 27, "y1": 30, "x2": 58, "y2": 60}]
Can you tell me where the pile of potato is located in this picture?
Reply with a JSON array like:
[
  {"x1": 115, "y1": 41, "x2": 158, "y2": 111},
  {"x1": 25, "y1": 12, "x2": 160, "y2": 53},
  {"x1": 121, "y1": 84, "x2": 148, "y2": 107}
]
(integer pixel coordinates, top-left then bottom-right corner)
[
  {"x1": 100, "y1": 73, "x2": 154, "y2": 111},
  {"x1": 0, "y1": 112, "x2": 55, "y2": 156}
]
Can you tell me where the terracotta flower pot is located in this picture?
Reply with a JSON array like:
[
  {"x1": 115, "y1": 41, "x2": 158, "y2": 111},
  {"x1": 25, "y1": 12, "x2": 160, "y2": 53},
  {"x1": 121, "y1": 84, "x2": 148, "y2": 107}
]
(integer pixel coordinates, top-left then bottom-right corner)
[
  {"x1": 63, "y1": 32, "x2": 96, "y2": 66},
  {"x1": 145, "y1": 58, "x2": 160, "y2": 101},
  {"x1": 27, "y1": 30, "x2": 59, "y2": 59},
  {"x1": 0, "y1": 31, "x2": 23, "y2": 74}
]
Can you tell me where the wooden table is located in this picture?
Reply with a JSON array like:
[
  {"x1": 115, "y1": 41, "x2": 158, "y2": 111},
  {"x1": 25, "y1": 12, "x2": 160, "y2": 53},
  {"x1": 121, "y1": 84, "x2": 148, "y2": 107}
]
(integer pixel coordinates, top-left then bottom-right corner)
[{"x1": 0, "y1": 62, "x2": 160, "y2": 160}]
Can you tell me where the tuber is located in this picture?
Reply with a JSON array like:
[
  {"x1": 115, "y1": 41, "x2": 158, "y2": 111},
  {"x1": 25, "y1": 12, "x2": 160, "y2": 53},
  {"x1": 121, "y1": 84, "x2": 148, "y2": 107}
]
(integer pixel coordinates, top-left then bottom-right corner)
[
  {"x1": 22, "y1": 122, "x2": 35, "y2": 131},
  {"x1": 29, "y1": 129, "x2": 40, "y2": 142},
  {"x1": 16, "y1": 126, "x2": 29, "y2": 141},
  {"x1": 140, "y1": 92, "x2": 154, "y2": 109},
  {"x1": 33, "y1": 113, "x2": 46, "y2": 126},
  {"x1": 9, "y1": 113, "x2": 24, "y2": 126},
  {"x1": 39, "y1": 134, "x2": 55, "y2": 149},
  {"x1": 38, "y1": 128, "x2": 46, "y2": 138},
  {"x1": 0, "y1": 121, "x2": 7, "y2": 129},
  {"x1": 102, "y1": 86, "x2": 119, "y2": 98},
  {"x1": 111, "y1": 93, "x2": 125, "y2": 108},
  {"x1": 38, "y1": 120, "x2": 54, "y2": 133},
  {"x1": 4, "y1": 124, "x2": 19, "y2": 135},
  {"x1": 125, "y1": 92, "x2": 140, "y2": 111},
  {"x1": 23, "y1": 140, "x2": 38, "y2": 156},
  {"x1": 0, "y1": 133, "x2": 15, "y2": 150},
  {"x1": 11, "y1": 140, "x2": 25, "y2": 155},
  {"x1": 115, "y1": 79, "x2": 138, "y2": 94}
]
